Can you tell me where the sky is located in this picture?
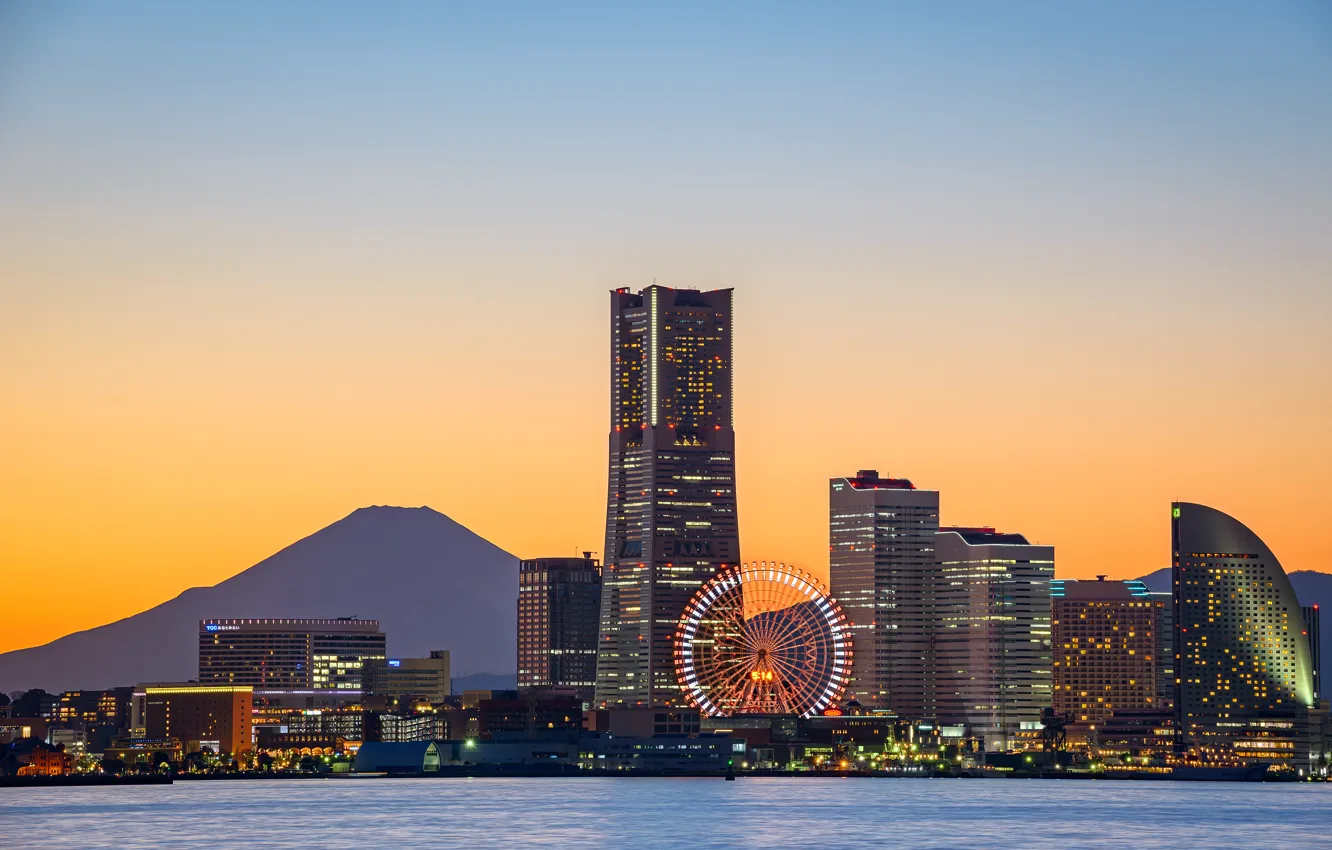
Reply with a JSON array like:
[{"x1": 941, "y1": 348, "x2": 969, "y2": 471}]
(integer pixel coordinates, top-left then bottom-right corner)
[{"x1": 2, "y1": 1, "x2": 1330, "y2": 654}]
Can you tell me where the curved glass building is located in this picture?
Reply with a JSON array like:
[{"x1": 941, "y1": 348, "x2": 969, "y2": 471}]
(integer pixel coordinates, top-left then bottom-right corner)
[{"x1": 1172, "y1": 502, "x2": 1318, "y2": 767}]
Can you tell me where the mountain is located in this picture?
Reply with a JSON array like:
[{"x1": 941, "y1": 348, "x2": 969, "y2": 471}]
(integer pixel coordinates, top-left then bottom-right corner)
[
  {"x1": 0, "y1": 506, "x2": 518, "y2": 693},
  {"x1": 1137, "y1": 567, "x2": 1331, "y2": 681}
]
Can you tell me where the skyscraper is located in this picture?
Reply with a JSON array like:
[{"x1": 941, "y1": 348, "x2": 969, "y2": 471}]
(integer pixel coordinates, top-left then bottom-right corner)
[
  {"x1": 518, "y1": 554, "x2": 602, "y2": 702},
  {"x1": 1172, "y1": 502, "x2": 1317, "y2": 767},
  {"x1": 829, "y1": 470, "x2": 940, "y2": 717},
  {"x1": 935, "y1": 527, "x2": 1053, "y2": 750},
  {"x1": 595, "y1": 286, "x2": 739, "y2": 708},
  {"x1": 1050, "y1": 578, "x2": 1163, "y2": 725}
]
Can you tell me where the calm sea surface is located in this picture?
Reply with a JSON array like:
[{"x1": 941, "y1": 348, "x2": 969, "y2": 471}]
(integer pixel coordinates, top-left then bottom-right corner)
[{"x1": 2, "y1": 777, "x2": 1329, "y2": 848}]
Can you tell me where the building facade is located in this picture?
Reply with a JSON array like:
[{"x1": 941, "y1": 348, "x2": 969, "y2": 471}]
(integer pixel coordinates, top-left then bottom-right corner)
[
  {"x1": 935, "y1": 527, "x2": 1054, "y2": 750},
  {"x1": 518, "y1": 555, "x2": 602, "y2": 701},
  {"x1": 1051, "y1": 578, "x2": 1163, "y2": 725},
  {"x1": 140, "y1": 683, "x2": 253, "y2": 756},
  {"x1": 1172, "y1": 502, "x2": 1317, "y2": 767},
  {"x1": 595, "y1": 285, "x2": 740, "y2": 708},
  {"x1": 365, "y1": 651, "x2": 451, "y2": 704},
  {"x1": 829, "y1": 470, "x2": 940, "y2": 716},
  {"x1": 1302, "y1": 605, "x2": 1321, "y2": 703},
  {"x1": 198, "y1": 618, "x2": 386, "y2": 690}
]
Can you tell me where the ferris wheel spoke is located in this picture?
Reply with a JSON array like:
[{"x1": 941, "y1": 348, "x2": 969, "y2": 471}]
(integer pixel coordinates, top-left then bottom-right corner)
[{"x1": 765, "y1": 611, "x2": 815, "y2": 654}]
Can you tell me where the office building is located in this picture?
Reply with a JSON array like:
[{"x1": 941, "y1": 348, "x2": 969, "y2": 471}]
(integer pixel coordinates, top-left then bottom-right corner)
[
  {"x1": 935, "y1": 527, "x2": 1054, "y2": 750},
  {"x1": 829, "y1": 470, "x2": 940, "y2": 716},
  {"x1": 595, "y1": 285, "x2": 740, "y2": 708},
  {"x1": 365, "y1": 651, "x2": 451, "y2": 704},
  {"x1": 519, "y1": 555, "x2": 602, "y2": 701},
  {"x1": 1172, "y1": 502, "x2": 1317, "y2": 767},
  {"x1": 139, "y1": 683, "x2": 253, "y2": 756},
  {"x1": 198, "y1": 618, "x2": 386, "y2": 690},
  {"x1": 1051, "y1": 578, "x2": 1163, "y2": 726}
]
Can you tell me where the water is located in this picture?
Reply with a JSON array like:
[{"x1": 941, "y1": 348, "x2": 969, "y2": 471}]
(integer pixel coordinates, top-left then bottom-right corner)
[{"x1": 2, "y1": 777, "x2": 1329, "y2": 848}]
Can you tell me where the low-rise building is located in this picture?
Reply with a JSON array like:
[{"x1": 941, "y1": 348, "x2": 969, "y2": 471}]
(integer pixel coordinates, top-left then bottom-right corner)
[
  {"x1": 354, "y1": 741, "x2": 441, "y2": 774},
  {"x1": 1, "y1": 738, "x2": 72, "y2": 776},
  {"x1": 140, "y1": 683, "x2": 253, "y2": 756}
]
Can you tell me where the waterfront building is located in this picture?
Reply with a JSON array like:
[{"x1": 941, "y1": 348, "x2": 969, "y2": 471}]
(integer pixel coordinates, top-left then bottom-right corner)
[
  {"x1": 2, "y1": 738, "x2": 72, "y2": 776},
  {"x1": 1172, "y1": 502, "x2": 1319, "y2": 768},
  {"x1": 101, "y1": 738, "x2": 182, "y2": 766},
  {"x1": 829, "y1": 470, "x2": 940, "y2": 715},
  {"x1": 365, "y1": 650, "x2": 451, "y2": 704},
  {"x1": 364, "y1": 711, "x2": 446, "y2": 743},
  {"x1": 583, "y1": 707, "x2": 702, "y2": 737},
  {"x1": 595, "y1": 285, "x2": 740, "y2": 708},
  {"x1": 354, "y1": 740, "x2": 442, "y2": 774},
  {"x1": 518, "y1": 554, "x2": 601, "y2": 702},
  {"x1": 478, "y1": 694, "x2": 583, "y2": 738},
  {"x1": 427, "y1": 732, "x2": 736, "y2": 773},
  {"x1": 1051, "y1": 578, "x2": 1163, "y2": 725},
  {"x1": 935, "y1": 527, "x2": 1054, "y2": 750},
  {"x1": 139, "y1": 683, "x2": 253, "y2": 756},
  {"x1": 198, "y1": 618, "x2": 386, "y2": 690}
]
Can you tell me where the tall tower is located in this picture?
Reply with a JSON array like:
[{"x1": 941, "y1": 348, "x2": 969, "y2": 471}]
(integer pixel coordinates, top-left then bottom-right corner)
[
  {"x1": 594, "y1": 285, "x2": 739, "y2": 708},
  {"x1": 1172, "y1": 501, "x2": 1316, "y2": 767},
  {"x1": 829, "y1": 470, "x2": 940, "y2": 717},
  {"x1": 517, "y1": 554, "x2": 602, "y2": 702},
  {"x1": 935, "y1": 527, "x2": 1053, "y2": 750}
]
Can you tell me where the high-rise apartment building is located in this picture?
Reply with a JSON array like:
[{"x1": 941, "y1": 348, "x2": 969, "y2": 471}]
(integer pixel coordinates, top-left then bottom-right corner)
[
  {"x1": 595, "y1": 286, "x2": 739, "y2": 708},
  {"x1": 935, "y1": 527, "x2": 1053, "y2": 750},
  {"x1": 1172, "y1": 502, "x2": 1317, "y2": 766},
  {"x1": 518, "y1": 555, "x2": 602, "y2": 702},
  {"x1": 1050, "y1": 578, "x2": 1163, "y2": 725},
  {"x1": 198, "y1": 618, "x2": 386, "y2": 690},
  {"x1": 829, "y1": 470, "x2": 940, "y2": 717}
]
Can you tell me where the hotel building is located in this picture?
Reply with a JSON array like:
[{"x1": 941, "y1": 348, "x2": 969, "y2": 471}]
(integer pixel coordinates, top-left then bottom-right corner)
[
  {"x1": 1051, "y1": 578, "x2": 1163, "y2": 725},
  {"x1": 198, "y1": 618, "x2": 386, "y2": 690},
  {"x1": 829, "y1": 470, "x2": 940, "y2": 716},
  {"x1": 935, "y1": 527, "x2": 1054, "y2": 750},
  {"x1": 1172, "y1": 502, "x2": 1318, "y2": 768},
  {"x1": 518, "y1": 554, "x2": 602, "y2": 701},
  {"x1": 595, "y1": 285, "x2": 740, "y2": 708}
]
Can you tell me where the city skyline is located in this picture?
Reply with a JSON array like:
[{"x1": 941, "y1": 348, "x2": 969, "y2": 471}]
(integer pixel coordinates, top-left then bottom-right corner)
[{"x1": 4, "y1": 1, "x2": 1332, "y2": 656}]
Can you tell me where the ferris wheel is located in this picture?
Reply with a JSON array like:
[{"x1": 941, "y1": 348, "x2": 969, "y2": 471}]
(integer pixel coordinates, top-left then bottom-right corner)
[{"x1": 674, "y1": 560, "x2": 852, "y2": 718}]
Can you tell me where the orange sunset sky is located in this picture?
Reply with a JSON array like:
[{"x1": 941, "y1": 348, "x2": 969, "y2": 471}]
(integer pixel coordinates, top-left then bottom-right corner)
[{"x1": 2, "y1": 3, "x2": 1330, "y2": 654}]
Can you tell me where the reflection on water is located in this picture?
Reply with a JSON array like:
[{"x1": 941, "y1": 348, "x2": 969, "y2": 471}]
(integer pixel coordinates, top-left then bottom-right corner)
[{"x1": 2, "y1": 777, "x2": 1329, "y2": 849}]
